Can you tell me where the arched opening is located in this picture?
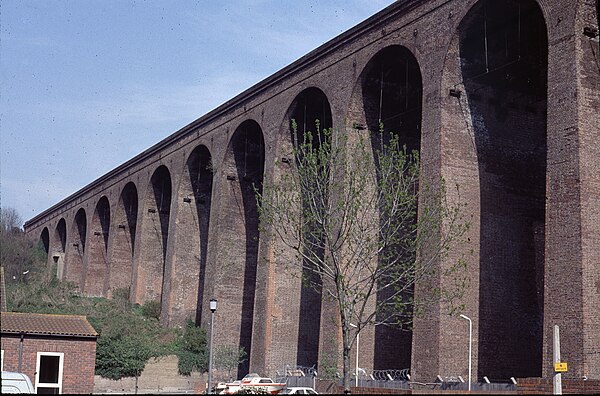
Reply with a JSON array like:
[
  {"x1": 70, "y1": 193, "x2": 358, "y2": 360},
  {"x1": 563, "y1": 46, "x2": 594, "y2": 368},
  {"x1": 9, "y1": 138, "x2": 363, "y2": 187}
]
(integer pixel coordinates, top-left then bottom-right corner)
[
  {"x1": 220, "y1": 119, "x2": 264, "y2": 377},
  {"x1": 289, "y1": 87, "x2": 333, "y2": 142},
  {"x1": 86, "y1": 196, "x2": 111, "y2": 296},
  {"x1": 286, "y1": 87, "x2": 333, "y2": 369},
  {"x1": 361, "y1": 45, "x2": 422, "y2": 153},
  {"x1": 459, "y1": 0, "x2": 548, "y2": 379},
  {"x1": 65, "y1": 208, "x2": 87, "y2": 289},
  {"x1": 171, "y1": 145, "x2": 213, "y2": 326},
  {"x1": 51, "y1": 219, "x2": 67, "y2": 256},
  {"x1": 357, "y1": 45, "x2": 422, "y2": 370},
  {"x1": 137, "y1": 165, "x2": 172, "y2": 305},
  {"x1": 110, "y1": 182, "x2": 138, "y2": 298},
  {"x1": 39, "y1": 227, "x2": 50, "y2": 256},
  {"x1": 50, "y1": 220, "x2": 66, "y2": 279}
]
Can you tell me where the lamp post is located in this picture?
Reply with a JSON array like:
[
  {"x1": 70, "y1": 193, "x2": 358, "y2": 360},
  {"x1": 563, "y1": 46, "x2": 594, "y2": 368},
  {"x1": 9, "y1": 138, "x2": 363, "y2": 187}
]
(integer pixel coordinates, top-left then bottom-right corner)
[
  {"x1": 208, "y1": 298, "x2": 217, "y2": 394},
  {"x1": 459, "y1": 314, "x2": 472, "y2": 392},
  {"x1": 349, "y1": 323, "x2": 359, "y2": 388}
]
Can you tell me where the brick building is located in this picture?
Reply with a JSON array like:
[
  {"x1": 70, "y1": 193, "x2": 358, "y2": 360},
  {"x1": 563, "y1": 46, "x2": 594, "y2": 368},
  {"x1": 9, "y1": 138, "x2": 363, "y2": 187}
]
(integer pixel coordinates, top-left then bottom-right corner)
[
  {"x1": 22, "y1": 0, "x2": 599, "y2": 385},
  {"x1": 1, "y1": 312, "x2": 98, "y2": 394}
]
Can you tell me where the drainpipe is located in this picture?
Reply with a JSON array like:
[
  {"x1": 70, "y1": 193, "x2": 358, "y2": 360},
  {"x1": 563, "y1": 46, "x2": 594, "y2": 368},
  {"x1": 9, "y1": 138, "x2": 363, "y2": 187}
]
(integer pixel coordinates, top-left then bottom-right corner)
[{"x1": 18, "y1": 333, "x2": 24, "y2": 372}]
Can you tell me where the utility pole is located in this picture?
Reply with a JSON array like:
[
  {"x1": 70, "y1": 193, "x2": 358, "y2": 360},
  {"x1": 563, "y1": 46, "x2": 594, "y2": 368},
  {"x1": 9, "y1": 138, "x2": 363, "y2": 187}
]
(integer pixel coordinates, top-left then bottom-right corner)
[
  {"x1": 553, "y1": 325, "x2": 562, "y2": 395},
  {"x1": 208, "y1": 299, "x2": 218, "y2": 394}
]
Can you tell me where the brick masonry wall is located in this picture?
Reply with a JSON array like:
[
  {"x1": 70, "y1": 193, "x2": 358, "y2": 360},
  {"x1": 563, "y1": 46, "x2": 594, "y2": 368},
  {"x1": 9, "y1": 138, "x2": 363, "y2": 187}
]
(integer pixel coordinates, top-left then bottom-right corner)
[
  {"x1": 93, "y1": 355, "x2": 207, "y2": 394},
  {"x1": 1, "y1": 334, "x2": 96, "y2": 394},
  {"x1": 575, "y1": 0, "x2": 600, "y2": 381},
  {"x1": 22, "y1": 0, "x2": 599, "y2": 385}
]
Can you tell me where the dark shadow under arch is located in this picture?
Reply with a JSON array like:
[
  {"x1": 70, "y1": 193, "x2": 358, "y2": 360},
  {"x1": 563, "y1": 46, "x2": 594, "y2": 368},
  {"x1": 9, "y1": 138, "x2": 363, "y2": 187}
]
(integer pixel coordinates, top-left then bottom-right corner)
[
  {"x1": 459, "y1": 0, "x2": 548, "y2": 379},
  {"x1": 50, "y1": 221, "x2": 66, "y2": 279},
  {"x1": 171, "y1": 145, "x2": 213, "y2": 326},
  {"x1": 358, "y1": 45, "x2": 422, "y2": 371},
  {"x1": 65, "y1": 208, "x2": 87, "y2": 289},
  {"x1": 86, "y1": 196, "x2": 111, "y2": 296},
  {"x1": 52, "y1": 219, "x2": 67, "y2": 253},
  {"x1": 221, "y1": 119, "x2": 265, "y2": 378},
  {"x1": 110, "y1": 182, "x2": 138, "y2": 297},
  {"x1": 40, "y1": 227, "x2": 50, "y2": 256},
  {"x1": 286, "y1": 87, "x2": 333, "y2": 368},
  {"x1": 138, "y1": 165, "x2": 172, "y2": 304}
]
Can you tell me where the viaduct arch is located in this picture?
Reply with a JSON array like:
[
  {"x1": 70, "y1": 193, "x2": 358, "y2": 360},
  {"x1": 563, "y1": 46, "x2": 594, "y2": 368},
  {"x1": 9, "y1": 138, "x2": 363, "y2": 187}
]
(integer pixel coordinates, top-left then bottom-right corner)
[
  {"x1": 23, "y1": 0, "x2": 599, "y2": 382},
  {"x1": 109, "y1": 181, "x2": 138, "y2": 297}
]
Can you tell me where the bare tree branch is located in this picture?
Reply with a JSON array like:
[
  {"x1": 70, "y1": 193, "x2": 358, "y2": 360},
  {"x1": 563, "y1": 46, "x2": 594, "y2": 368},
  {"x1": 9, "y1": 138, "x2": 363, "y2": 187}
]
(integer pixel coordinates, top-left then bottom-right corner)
[{"x1": 256, "y1": 124, "x2": 470, "y2": 392}]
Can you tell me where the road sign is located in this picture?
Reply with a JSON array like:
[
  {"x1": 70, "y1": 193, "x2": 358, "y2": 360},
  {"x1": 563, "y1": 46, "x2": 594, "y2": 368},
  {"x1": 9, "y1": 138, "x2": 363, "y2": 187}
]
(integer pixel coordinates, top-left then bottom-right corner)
[{"x1": 554, "y1": 362, "x2": 568, "y2": 372}]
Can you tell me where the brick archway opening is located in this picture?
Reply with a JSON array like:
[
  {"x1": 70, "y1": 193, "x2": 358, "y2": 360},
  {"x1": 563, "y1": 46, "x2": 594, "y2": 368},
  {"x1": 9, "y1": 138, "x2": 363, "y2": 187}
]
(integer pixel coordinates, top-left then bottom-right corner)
[
  {"x1": 355, "y1": 45, "x2": 423, "y2": 371},
  {"x1": 65, "y1": 208, "x2": 86, "y2": 289},
  {"x1": 86, "y1": 196, "x2": 111, "y2": 297},
  {"x1": 51, "y1": 218, "x2": 66, "y2": 257},
  {"x1": 459, "y1": 0, "x2": 548, "y2": 379},
  {"x1": 40, "y1": 227, "x2": 50, "y2": 256},
  {"x1": 49, "y1": 221, "x2": 65, "y2": 279},
  {"x1": 109, "y1": 182, "x2": 138, "y2": 298},
  {"x1": 287, "y1": 87, "x2": 333, "y2": 369},
  {"x1": 220, "y1": 119, "x2": 265, "y2": 378},
  {"x1": 137, "y1": 165, "x2": 172, "y2": 305},
  {"x1": 169, "y1": 145, "x2": 213, "y2": 326}
]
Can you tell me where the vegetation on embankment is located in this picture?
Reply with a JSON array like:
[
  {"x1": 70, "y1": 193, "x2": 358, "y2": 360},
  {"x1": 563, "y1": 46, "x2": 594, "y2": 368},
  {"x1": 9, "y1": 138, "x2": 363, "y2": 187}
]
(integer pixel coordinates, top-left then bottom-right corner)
[{"x1": 1, "y1": 207, "x2": 208, "y2": 380}]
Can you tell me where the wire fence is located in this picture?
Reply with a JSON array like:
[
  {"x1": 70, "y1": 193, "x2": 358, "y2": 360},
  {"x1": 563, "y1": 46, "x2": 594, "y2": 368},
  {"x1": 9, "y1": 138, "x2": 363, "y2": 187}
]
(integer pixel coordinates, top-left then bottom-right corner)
[
  {"x1": 275, "y1": 365, "x2": 519, "y2": 392},
  {"x1": 275, "y1": 365, "x2": 319, "y2": 388}
]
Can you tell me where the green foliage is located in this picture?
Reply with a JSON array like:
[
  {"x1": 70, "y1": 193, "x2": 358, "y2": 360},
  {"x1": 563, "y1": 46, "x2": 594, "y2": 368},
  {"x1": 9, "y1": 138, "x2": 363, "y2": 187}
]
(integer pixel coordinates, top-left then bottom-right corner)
[
  {"x1": 177, "y1": 319, "x2": 208, "y2": 376},
  {"x1": 141, "y1": 299, "x2": 162, "y2": 320},
  {"x1": 257, "y1": 122, "x2": 470, "y2": 391},
  {"x1": 214, "y1": 345, "x2": 247, "y2": 381},
  {"x1": 7, "y1": 272, "x2": 168, "y2": 381},
  {"x1": 95, "y1": 333, "x2": 153, "y2": 380},
  {"x1": 1, "y1": 207, "x2": 213, "y2": 381},
  {"x1": 318, "y1": 351, "x2": 340, "y2": 380},
  {"x1": 258, "y1": 123, "x2": 469, "y2": 328},
  {"x1": 1, "y1": 208, "x2": 47, "y2": 285}
]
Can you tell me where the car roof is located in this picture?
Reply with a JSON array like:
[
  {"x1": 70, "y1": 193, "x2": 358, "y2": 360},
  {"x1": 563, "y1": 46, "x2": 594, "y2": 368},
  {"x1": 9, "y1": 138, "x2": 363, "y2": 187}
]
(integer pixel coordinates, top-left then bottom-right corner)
[{"x1": 1, "y1": 372, "x2": 31, "y2": 381}]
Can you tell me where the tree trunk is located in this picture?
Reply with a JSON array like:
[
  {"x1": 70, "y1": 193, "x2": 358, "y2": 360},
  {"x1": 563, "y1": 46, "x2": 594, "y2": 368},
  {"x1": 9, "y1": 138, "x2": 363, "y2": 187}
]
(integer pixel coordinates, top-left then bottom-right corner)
[{"x1": 342, "y1": 335, "x2": 352, "y2": 393}]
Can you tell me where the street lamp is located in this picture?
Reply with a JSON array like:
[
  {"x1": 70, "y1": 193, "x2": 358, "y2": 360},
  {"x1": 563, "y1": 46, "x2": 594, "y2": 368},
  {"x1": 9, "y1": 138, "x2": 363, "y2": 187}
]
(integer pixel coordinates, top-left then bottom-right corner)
[
  {"x1": 208, "y1": 298, "x2": 218, "y2": 394},
  {"x1": 459, "y1": 314, "x2": 472, "y2": 392},
  {"x1": 349, "y1": 323, "x2": 359, "y2": 388}
]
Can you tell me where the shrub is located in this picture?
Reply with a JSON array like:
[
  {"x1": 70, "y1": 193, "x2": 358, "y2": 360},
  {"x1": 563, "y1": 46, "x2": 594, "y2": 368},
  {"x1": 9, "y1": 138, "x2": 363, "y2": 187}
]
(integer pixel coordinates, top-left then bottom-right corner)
[
  {"x1": 177, "y1": 319, "x2": 208, "y2": 375},
  {"x1": 141, "y1": 299, "x2": 161, "y2": 319},
  {"x1": 95, "y1": 334, "x2": 153, "y2": 380}
]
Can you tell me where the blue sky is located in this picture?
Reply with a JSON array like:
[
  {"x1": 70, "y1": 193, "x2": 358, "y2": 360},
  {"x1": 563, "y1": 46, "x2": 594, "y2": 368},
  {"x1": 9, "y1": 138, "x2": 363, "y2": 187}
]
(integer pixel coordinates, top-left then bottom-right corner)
[{"x1": 1, "y1": 0, "x2": 393, "y2": 223}]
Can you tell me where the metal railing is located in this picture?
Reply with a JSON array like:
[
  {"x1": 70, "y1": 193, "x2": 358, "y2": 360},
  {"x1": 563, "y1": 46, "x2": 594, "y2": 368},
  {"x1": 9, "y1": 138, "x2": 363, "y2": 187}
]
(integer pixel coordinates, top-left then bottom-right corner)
[
  {"x1": 275, "y1": 365, "x2": 519, "y2": 393},
  {"x1": 275, "y1": 365, "x2": 318, "y2": 388}
]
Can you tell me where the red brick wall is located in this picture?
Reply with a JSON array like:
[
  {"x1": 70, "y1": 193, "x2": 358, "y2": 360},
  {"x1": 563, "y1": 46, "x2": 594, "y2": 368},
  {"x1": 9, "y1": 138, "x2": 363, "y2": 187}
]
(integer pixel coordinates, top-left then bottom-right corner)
[
  {"x1": 1, "y1": 334, "x2": 97, "y2": 394},
  {"x1": 21, "y1": 0, "x2": 600, "y2": 383}
]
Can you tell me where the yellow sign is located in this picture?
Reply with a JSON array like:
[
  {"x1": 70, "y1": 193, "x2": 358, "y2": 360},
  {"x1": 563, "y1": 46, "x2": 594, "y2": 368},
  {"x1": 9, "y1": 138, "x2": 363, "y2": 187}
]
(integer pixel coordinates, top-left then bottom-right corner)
[{"x1": 554, "y1": 362, "x2": 568, "y2": 372}]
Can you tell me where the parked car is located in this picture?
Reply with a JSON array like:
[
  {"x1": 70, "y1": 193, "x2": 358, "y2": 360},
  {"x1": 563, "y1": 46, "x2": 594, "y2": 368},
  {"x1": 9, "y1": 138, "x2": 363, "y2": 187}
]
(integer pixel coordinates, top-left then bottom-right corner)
[
  {"x1": 1, "y1": 371, "x2": 35, "y2": 394},
  {"x1": 280, "y1": 387, "x2": 318, "y2": 394}
]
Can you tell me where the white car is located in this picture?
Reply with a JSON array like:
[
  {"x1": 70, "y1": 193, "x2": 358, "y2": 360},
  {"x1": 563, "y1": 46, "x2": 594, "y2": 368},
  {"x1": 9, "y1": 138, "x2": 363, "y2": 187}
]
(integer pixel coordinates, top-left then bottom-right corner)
[
  {"x1": 280, "y1": 387, "x2": 318, "y2": 394},
  {"x1": 1, "y1": 371, "x2": 35, "y2": 394}
]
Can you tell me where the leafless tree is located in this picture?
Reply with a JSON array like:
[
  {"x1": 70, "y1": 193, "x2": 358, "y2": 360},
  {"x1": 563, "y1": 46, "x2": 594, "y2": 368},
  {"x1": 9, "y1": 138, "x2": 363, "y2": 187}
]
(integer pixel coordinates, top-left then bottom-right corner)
[{"x1": 1, "y1": 207, "x2": 23, "y2": 232}]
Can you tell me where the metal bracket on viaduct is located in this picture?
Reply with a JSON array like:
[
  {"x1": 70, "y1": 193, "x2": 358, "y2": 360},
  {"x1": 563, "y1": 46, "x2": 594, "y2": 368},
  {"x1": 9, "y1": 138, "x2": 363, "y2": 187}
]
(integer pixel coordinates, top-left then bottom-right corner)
[{"x1": 24, "y1": 0, "x2": 599, "y2": 383}]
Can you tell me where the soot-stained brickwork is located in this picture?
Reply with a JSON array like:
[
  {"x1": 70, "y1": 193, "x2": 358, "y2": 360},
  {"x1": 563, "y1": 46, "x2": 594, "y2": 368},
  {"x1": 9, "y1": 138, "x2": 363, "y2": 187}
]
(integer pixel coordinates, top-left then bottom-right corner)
[{"x1": 24, "y1": 0, "x2": 599, "y2": 384}]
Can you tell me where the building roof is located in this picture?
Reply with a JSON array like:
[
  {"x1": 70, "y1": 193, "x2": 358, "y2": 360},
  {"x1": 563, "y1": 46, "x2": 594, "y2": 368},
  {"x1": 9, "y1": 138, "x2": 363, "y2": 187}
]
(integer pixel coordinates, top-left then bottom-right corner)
[{"x1": 0, "y1": 311, "x2": 98, "y2": 338}]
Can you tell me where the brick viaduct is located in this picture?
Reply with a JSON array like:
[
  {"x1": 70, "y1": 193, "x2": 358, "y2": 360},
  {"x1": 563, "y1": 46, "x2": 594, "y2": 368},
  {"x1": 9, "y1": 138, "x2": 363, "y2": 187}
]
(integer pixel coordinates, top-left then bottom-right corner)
[{"x1": 24, "y1": 0, "x2": 599, "y2": 384}]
